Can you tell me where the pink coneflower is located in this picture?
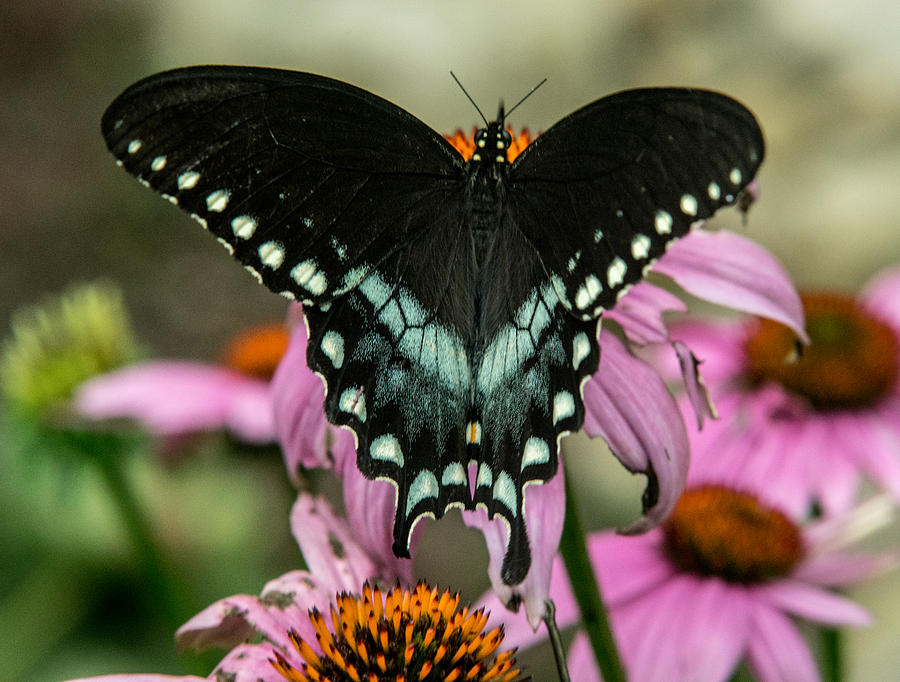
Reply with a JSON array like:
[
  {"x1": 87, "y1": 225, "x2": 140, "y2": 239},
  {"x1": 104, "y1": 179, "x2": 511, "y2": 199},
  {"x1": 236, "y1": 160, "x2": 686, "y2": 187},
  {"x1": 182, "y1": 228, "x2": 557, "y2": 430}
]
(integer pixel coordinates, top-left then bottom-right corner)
[
  {"x1": 663, "y1": 266, "x2": 900, "y2": 516},
  {"x1": 273, "y1": 227, "x2": 806, "y2": 627},
  {"x1": 484, "y1": 466, "x2": 893, "y2": 681},
  {"x1": 66, "y1": 495, "x2": 525, "y2": 682},
  {"x1": 75, "y1": 322, "x2": 288, "y2": 445}
]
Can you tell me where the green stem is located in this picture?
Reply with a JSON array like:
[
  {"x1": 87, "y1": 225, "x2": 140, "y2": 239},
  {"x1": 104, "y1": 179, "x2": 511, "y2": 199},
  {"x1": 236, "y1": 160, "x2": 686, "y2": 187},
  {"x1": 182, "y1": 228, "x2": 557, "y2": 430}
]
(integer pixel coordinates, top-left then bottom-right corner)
[
  {"x1": 559, "y1": 470, "x2": 627, "y2": 682},
  {"x1": 89, "y1": 439, "x2": 191, "y2": 629},
  {"x1": 821, "y1": 626, "x2": 843, "y2": 682}
]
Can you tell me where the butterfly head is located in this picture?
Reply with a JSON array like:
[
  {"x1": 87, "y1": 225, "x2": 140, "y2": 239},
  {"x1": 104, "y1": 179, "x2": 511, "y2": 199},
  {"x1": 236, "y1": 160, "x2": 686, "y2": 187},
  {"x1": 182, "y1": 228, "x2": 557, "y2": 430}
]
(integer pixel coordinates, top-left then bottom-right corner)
[{"x1": 472, "y1": 104, "x2": 512, "y2": 165}]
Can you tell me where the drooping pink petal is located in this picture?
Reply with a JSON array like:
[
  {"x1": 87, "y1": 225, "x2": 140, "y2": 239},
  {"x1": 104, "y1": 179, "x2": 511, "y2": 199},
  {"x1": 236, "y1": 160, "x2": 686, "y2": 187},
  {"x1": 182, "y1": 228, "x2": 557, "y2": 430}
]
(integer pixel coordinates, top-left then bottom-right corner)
[
  {"x1": 582, "y1": 330, "x2": 689, "y2": 533},
  {"x1": 757, "y1": 579, "x2": 872, "y2": 627},
  {"x1": 464, "y1": 457, "x2": 566, "y2": 630},
  {"x1": 604, "y1": 281, "x2": 686, "y2": 345},
  {"x1": 654, "y1": 230, "x2": 807, "y2": 342},
  {"x1": 794, "y1": 552, "x2": 896, "y2": 586},
  {"x1": 289, "y1": 494, "x2": 378, "y2": 594},
  {"x1": 75, "y1": 361, "x2": 275, "y2": 443},
  {"x1": 671, "y1": 340, "x2": 717, "y2": 428},
  {"x1": 860, "y1": 266, "x2": 900, "y2": 331},
  {"x1": 745, "y1": 601, "x2": 820, "y2": 682},
  {"x1": 338, "y1": 442, "x2": 416, "y2": 583},
  {"x1": 271, "y1": 326, "x2": 332, "y2": 479},
  {"x1": 662, "y1": 318, "x2": 755, "y2": 390}
]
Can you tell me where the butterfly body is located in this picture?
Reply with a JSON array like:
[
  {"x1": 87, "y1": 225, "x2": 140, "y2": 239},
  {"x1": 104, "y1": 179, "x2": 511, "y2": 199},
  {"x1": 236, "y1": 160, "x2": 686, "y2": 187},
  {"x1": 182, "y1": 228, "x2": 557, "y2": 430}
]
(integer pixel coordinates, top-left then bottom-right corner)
[{"x1": 103, "y1": 67, "x2": 764, "y2": 584}]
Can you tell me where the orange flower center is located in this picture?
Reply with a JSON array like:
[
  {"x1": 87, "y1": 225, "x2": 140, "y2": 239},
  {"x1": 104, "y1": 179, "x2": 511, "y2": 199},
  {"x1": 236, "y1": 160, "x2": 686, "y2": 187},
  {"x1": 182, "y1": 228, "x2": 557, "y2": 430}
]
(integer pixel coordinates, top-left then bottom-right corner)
[
  {"x1": 271, "y1": 582, "x2": 524, "y2": 682},
  {"x1": 662, "y1": 485, "x2": 804, "y2": 583},
  {"x1": 745, "y1": 292, "x2": 899, "y2": 410},
  {"x1": 221, "y1": 323, "x2": 289, "y2": 380},
  {"x1": 445, "y1": 128, "x2": 534, "y2": 162}
]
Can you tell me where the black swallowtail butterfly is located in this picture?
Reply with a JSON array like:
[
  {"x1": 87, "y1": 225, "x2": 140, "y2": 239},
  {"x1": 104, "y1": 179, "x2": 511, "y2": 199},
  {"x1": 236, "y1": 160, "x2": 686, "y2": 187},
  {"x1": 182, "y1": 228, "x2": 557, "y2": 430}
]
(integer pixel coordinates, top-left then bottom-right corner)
[{"x1": 102, "y1": 66, "x2": 764, "y2": 585}]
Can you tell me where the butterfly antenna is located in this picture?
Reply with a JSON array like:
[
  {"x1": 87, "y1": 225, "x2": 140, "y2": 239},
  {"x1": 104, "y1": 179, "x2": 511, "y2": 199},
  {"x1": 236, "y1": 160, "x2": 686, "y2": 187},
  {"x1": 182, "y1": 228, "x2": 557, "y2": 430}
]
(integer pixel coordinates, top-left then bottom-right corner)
[
  {"x1": 450, "y1": 71, "x2": 488, "y2": 127},
  {"x1": 504, "y1": 77, "x2": 548, "y2": 120}
]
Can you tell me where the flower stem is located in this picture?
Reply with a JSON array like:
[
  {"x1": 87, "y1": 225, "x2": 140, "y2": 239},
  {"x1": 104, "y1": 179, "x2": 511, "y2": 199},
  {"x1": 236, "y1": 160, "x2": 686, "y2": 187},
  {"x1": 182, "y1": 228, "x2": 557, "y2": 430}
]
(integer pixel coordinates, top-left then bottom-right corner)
[
  {"x1": 821, "y1": 626, "x2": 843, "y2": 682},
  {"x1": 560, "y1": 469, "x2": 627, "y2": 682},
  {"x1": 87, "y1": 433, "x2": 191, "y2": 629}
]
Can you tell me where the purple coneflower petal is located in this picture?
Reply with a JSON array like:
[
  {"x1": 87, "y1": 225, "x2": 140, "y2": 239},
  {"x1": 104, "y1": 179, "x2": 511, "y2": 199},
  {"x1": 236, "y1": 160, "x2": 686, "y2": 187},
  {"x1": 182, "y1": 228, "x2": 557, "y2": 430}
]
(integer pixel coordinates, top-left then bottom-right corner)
[
  {"x1": 66, "y1": 676, "x2": 205, "y2": 682},
  {"x1": 654, "y1": 230, "x2": 807, "y2": 342},
  {"x1": 75, "y1": 361, "x2": 275, "y2": 443},
  {"x1": 582, "y1": 331, "x2": 689, "y2": 533},
  {"x1": 565, "y1": 632, "x2": 603, "y2": 682},
  {"x1": 604, "y1": 281, "x2": 686, "y2": 345},
  {"x1": 463, "y1": 455, "x2": 566, "y2": 629},
  {"x1": 271, "y1": 327, "x2": 332, "y2": 477},
  {"x1": 757, "y1": 578, "x2": 872, "y2": 626},
  {"x1": 861, "y1": 266, "x2": 900, "y2": 330},
  {"x1": 214, "y1": 642, "x2": 292, "y2": 682},
  {"x1": 746, "y1": 601, "x2": 820, "y2": 682}
]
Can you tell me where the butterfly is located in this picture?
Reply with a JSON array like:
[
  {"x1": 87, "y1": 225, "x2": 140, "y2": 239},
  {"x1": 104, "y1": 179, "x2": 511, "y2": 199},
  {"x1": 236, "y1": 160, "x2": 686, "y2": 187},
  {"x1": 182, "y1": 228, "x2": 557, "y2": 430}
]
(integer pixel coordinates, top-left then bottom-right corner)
[{"x1": 102, "y1": 66, "x2": 764, "y2": 585}]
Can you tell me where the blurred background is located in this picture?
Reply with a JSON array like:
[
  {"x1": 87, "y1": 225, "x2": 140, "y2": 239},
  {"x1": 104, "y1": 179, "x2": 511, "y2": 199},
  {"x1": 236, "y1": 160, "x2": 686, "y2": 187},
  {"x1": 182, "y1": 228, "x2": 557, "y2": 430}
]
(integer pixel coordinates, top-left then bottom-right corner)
[{"x1": 1, "y1": 0, "x2": 899, "y2": 680}]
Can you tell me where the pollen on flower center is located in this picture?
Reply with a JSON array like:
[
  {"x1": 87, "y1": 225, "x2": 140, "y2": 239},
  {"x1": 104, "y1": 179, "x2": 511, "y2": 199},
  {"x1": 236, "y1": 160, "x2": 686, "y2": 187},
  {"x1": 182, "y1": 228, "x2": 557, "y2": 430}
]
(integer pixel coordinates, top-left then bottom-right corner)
[
  {"x1": 270, "y1": 581, "x2": 525, "y2": 682},
  {"x1": 445, "y1": 128, "x2": 533, "y2": 162},
  {"x1": 662, "y1": 485, "x2": 804, "y2": 583},
  {"x1": 221, "y1": 322, "x2": 289, "y2": 380},
  {"x1": 744, "y1": 292, "x2": 899, "y2": 410}
]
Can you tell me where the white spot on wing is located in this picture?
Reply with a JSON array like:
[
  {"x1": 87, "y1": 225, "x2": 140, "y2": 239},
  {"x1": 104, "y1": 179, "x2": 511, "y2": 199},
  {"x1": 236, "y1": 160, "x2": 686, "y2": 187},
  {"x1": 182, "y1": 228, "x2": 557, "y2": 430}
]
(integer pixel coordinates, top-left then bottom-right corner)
[
  {"x1": 680, "y1": 194, "x2": 698, "y2": 216},
  {"x1": 127, "y1": 139, "x2": 142, "y2": 154},
  {"x1": 708, "y1": 181, "x2": 721, "y2": 200},
  {"x1": 405, "y1": 471, "x2": 439, "y2": 517},
  {"x1": 206, "y1": 189, "x2": 230, "y2": 212},
  {"x1": 258, "y1": 241, "x2": 285, "y2": 269},
  {"x1": 730, "y1": 167, "x2": 742, "y2": 185},
  {"x1": 476, "y1": 462, "x2": 493, "y2": 488},
  {"x1": 231, "y1": 215, "x2": 257, "y2": 240},
  {"x1": 521, "y1": 437, "x2": 550, "y2": 471},
  {"x1": 177, "y1": 171, "x2": 200, "y2": 190},
  {"x1": 607, "y1": 257, "x2": 627, "y2": 288},
  {"x1": 442, "y1": 463, "x2": 466, "y2": 486},
  {"x1": 216, "y1": 237, "x2": 234, "y2": 255},
  {"x1": 291, "y1": 260, "x2": 327, "y2": 296},
  {"x1": 321, "y1": 331, "x2": 344, "y2": 369},
  {"x1": 553, "y1": 391, "x2": 576, "y2": 425},
  {"x1": 492, "y1": 472, "x2": 518, "y2": 516},
  {"x1": 339, "y1": 388, "x2": 366, "y2": 422},
  {"x1": 370, "y1": 434, "x2": 404, "y2": 467},
  {"x1": 150, "y1": 155, "x2": 167, "y2": 171},
  {"x1": 654, "y1": 209, "x2": 673, "y2": 234},
  {"x1": 631, "y1": 233, "x2": 651, "y2": 260},
  {"x1": 572, "y1": 332, "x2": 591, "y2": 370}
]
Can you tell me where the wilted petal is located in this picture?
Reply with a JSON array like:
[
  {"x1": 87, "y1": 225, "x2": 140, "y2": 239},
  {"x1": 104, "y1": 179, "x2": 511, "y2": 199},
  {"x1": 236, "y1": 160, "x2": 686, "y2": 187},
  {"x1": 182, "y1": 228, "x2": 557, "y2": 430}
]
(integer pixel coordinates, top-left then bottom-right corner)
[
  {"x1": 271, "y1": 326, "x2": 332, "y2": 479},
  {"x1": 464, "y1": 458, "x2": 566, "y2": 630},
  {"x1": 654, "y1": 230, "x2": 807, "y2": 342},
  {"x1": 746, "y1": 601, "x2": 820, "y2": 682},
  {"x1": 75, "y1": 361, "x2": 274, "y2": 443},
  {"x1": 175, "y1": 592, "x2": 298, "y2": 653},
  {"x1": 604, "y1": 281, "x2": 686, "y2": 345},
  {"x1": 214, "y1": 642, "x2": 290, "y2": 682},
  {"x1": 582, "y1": 331, "x2": 689, "y2": 532},
  {"x1": 290, "y1": 494, "x2": 378, "y2": 594}
]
